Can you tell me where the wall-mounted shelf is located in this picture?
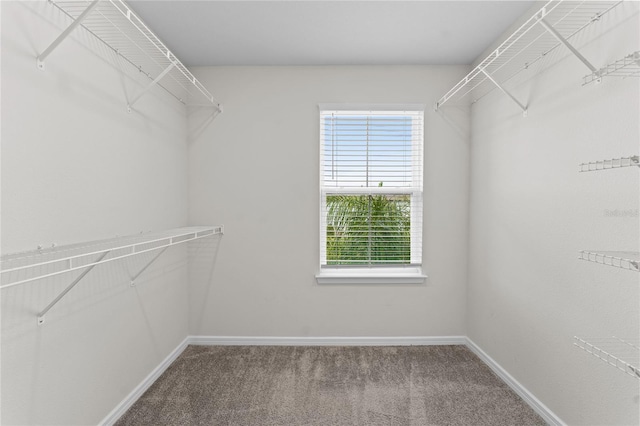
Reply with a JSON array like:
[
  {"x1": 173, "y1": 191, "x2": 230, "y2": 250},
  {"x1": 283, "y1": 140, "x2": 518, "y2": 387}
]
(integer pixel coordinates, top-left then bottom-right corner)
[
  {"x1": 579, "y1": 155, "x2": 639, "y2": 172},
  {"x1": 583, "y1": 51, "x2": 640, "y2": 85},
  {"x1": 574, "y1": 337, "x2": 640, "y2": 379},
  {"x1": 38, "y1": 0, "x2": 222, "y2": 113},
  {"x1": 0, "y1": 226, "x2": 223, "y2": 324},
  {"x1": 434, "y1": 0, "x2": 622, "y2": 114},
  {"x1": 578, "y1": 250, "x2": 639, "y2": 272}
]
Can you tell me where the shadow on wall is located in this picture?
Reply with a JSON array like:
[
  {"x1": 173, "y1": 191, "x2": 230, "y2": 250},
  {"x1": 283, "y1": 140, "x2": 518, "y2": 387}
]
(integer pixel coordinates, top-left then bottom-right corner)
[
  {"x1": 187, "y1": 105, "x2": 223, "y2": 145},
  {"x1": 436, "y1": 104, "x2": 471, "y2": 143},
  {"x1": 188, "y1": 234, "x2": 223, "y2": 332},
  {"x1": 16, "y1": 1, "x2": 187, "y2": 127},
  {"x1": 0, "y1": 233, "x2": 223, "y2": 424}
]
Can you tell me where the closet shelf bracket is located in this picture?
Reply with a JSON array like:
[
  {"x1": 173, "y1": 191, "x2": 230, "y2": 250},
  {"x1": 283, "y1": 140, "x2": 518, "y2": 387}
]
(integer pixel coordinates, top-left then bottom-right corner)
[
  {"x1": 127, "y1": 60, "x2": 177, "y2": 113},
  {"x1": 37, "y1": 0, "x2": 100, "y2": 70},
  {"x1": 434, "y1": 1, "x2": 622, "y2": 113},
  {"x1": 130, "y1": 246, "x2": 168, "y2": 286},
  {"x1": 41, "y1": 0, "x2": 222, "y2": 112},
  {"x1": 537, "y1": 16, "x2": 598, "y2": 76},
  {"x1": 480, "y1": 67, "x2": 528, "y2": 116},
  {"x1": 1, "y1": 226, "x2": 223, "y2": 325},
  {"x1": 37, "y1": 249, "x2": 111, "y2": 325}
]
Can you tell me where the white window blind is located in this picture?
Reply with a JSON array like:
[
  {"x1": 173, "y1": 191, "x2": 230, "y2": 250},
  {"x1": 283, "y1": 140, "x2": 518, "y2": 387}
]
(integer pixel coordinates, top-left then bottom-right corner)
[{"x1": 320, "y1": 107, "x2": 424, "y2": 268}]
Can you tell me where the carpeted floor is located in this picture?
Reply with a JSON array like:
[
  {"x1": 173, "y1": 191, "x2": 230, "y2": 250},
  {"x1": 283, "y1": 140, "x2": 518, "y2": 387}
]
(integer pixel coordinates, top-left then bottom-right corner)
[{"x1": 115, "y1": 345, "x2": 546, "y2": 426}]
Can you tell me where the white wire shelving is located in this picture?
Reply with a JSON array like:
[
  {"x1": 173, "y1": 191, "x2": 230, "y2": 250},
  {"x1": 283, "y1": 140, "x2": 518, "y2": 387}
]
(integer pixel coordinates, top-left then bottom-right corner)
[
  {"x1": 584, "y1": 51, "x2": 640, "y2": 85},
  {"x1": 434, "y1": 0, "x2": 622, "y2": 114},
  {"x1": 37, "y1": 0, "x2": 222, "y2": 113},
  {"x1": 0, "y1": 226, "x2": 223, "y2": 324},
  {"x1": 578, "y1": 250, "x2": 640, "y2": 272},
  {"x1": 579, "y1": 155, "x2": 640, "y2": 172},
  {"x1": 574, "y1": 337, "x2": 640, "y2": 379}
]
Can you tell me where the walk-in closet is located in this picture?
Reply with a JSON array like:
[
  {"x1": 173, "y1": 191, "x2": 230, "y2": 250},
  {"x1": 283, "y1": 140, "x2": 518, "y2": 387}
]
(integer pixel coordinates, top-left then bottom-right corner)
[{"x1": 1, "y1": 0, "x2": 638, "y2": 424}]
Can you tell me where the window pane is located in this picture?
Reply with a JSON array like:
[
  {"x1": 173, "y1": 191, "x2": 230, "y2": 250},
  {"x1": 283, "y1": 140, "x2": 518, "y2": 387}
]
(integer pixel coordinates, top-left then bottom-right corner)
[
  {"x1": 326, "y1": 194, "x2": 411, "y2": 266},
  {"x1": 320, "y1": 108, "x2": 423, "y2": 268},
  {"x1": 322, "y1": 115, "x2": 417, "y2": 188}
]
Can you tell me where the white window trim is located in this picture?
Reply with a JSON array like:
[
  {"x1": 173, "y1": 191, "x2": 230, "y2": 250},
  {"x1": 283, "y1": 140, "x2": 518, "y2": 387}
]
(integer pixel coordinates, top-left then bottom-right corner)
[
  {"x1": 315, "y1": 267, "x2": 427, "y2": 285},
  {"x1": 317, "y1": 104, "x2": 426, "y2": 285}
]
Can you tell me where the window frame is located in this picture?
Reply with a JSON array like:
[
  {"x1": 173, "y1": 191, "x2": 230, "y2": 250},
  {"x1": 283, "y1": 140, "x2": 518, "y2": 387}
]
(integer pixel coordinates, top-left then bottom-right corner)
[{"x1": 316, "y1": 104, "x2": 427, "y2": 285}]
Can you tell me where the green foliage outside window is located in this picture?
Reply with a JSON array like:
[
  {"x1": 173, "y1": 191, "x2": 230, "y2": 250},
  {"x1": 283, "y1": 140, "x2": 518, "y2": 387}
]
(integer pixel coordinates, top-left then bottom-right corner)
[{"x1": 326, "y1": 193, "x2": 410, "y2": 265}]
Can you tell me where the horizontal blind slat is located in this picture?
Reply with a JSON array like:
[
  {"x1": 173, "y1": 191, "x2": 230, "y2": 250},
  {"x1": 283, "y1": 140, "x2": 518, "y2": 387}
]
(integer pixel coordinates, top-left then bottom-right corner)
[{"x1": 320, "y1": 109, "x2": 423, "y2": 267}]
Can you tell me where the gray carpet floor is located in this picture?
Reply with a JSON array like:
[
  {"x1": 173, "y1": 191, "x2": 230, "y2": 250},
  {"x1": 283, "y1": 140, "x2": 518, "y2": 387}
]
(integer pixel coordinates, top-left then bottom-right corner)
[{"x1": 116, "y1": 345, "x2": 546, "y2": 426}]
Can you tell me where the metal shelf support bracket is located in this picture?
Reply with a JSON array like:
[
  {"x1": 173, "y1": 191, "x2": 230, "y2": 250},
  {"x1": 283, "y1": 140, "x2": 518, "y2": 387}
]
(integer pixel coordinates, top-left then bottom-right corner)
[
  {"x1": 37, "y1": 0, "x2": 100, "y2": 70},
  {"x1": 537, "y1": 18, "x2": 598, "y2": 77},
  {"x1": 480, "y1": 68, "x2": 528, "y2": 116},
  {"x1": 130, "y1": 247, "x2": 168, "y2": 286},
  {"x1": 127, "y1": 61, "x2": 176, "y2": 112},
  {"x1": 37, "y1": 250, "x2": 111, "y2": 325}
]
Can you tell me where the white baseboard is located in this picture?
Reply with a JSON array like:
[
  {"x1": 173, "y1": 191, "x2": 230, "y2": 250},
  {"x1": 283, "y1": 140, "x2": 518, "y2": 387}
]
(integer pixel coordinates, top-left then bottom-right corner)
[
  {"x1": 187, "y1": 335, "x2": 467, "y2": 346},
  {"x1": 102, "y1": 335, "x2": 563, "y2": 426},
  {"x1": 100, "y1": 337, "x2": 190, "y2": 426},
  {"x1": 465, "y1": 338, "x2": 565, "y2": 426}
]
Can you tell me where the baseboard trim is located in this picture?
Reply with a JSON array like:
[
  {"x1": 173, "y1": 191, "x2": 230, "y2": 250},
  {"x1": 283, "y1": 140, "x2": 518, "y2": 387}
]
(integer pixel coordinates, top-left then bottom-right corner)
[
  {"x1": 187, "y1": 335, "x2": 467, "y2": 346},
  {"x1": 102, "y1": 335, "x2": 563, "y2": 426},
  {"x1": 465, "y1": 338, "x2": 565, "y2": 426},
  {"x1": 100, "y1": 337, "x2": 190, "y2": 426}
]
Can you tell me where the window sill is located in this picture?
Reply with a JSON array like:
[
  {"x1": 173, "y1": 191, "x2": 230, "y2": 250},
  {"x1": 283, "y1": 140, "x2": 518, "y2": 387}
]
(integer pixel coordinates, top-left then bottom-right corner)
[{"x1": 315, "y1": 268, "x2": 427, "y2": 285}]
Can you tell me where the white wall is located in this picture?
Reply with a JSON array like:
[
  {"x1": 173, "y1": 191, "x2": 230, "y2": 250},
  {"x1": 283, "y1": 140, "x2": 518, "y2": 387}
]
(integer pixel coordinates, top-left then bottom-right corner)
[
  {"x1": 1, "y1": 2, "x2": 190, "y2": 424},
  {"x1": 467, "y1": 3, "x2": 639, "y2": 425},
  {"x1": 188, "y1": 65, "x2": 470, "y2": 338},
  {"x1": 8, "y1": 1, "x2": 636, "y2": 424}
]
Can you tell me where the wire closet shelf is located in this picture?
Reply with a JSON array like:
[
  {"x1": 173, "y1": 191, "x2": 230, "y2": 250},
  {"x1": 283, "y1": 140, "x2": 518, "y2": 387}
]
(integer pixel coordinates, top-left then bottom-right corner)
[
  {"x1": 583, "y1": 51, "x2": 640, "y2": 85},
  {"x1": 574, "y1": 337, "x2": 640, "y2": 379},
  {"x1": 0, "y1": 226, "x2": 223, "y2": 289},
  {"x1": 40, "y1": 0, "x2": 221, "y2": 112},
  {"x1": 434, "y1": 0, "x2": 622, "y2": 113},
  {"x1": 579, "y1": 155, "x2": 640, "y2": 172},
  {"x1": 578, "y1": 251, "x2": 640, "y2": 272},
  {"x1": 1, "y1": 226, "x2": 223, "y2": 324}
]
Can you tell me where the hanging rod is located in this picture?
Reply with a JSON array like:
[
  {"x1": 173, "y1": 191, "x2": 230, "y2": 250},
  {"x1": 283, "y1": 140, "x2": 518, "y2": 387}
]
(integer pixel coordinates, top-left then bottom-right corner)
[
  {"x1": 584, "y1": 51, "x2": 640, "y2": 85},
  {"x1": 574, "y1": 336, "x2": 640, "y2": 379},
  {"x1": 578, "y1": 250, "x2": 640, "y2": 272},
  {"x1": 434, "y1": 0, "x2": 622, "y2": 112},
  {"x1": 38, "y1": 0, "x2": 222, "y2": 112},
  {"x1": 579, "y1": 155, "x2": 640, "y2": 172}
]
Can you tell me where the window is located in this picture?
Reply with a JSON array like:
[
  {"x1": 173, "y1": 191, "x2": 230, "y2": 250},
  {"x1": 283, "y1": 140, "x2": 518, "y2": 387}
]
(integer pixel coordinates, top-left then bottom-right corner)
[{"x1": 317, "y1": 105, "x2": 426, "y2": 284}]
